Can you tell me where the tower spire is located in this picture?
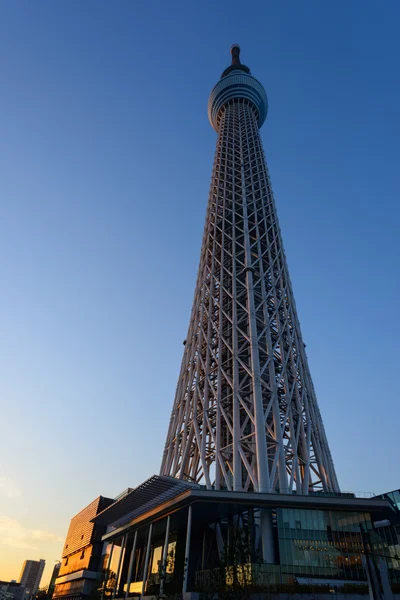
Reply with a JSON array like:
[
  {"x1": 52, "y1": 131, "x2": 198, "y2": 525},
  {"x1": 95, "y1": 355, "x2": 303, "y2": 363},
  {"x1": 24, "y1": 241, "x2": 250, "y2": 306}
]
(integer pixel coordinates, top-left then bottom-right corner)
[
  {"x1": 230, "y1": 43, "x2": 241, "y2": 65},
  {"x1": 221, "y1": 44, "x2": 250, "y2": 78}
]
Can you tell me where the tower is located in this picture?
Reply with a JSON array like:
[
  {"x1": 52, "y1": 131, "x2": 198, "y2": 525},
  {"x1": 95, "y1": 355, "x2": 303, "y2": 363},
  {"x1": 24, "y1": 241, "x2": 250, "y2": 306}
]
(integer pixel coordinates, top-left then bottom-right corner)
[{"x1": 161, "y1": 45, "x2": 339, "y2": 495}]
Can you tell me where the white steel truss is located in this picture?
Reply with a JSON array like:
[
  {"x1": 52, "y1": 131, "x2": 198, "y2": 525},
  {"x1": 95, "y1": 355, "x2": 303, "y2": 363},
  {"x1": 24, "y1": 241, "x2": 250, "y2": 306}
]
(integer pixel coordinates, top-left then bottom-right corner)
[{"x1": 160, "y1": 51, "x2": 339, "y2": 495}]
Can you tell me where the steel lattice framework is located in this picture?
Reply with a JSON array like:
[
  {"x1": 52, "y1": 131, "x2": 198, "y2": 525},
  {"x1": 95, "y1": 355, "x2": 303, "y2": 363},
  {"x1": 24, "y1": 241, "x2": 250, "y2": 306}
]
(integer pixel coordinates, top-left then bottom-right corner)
[{"x1": 160, "y1": 46, "x2": 339, "y2": 495}]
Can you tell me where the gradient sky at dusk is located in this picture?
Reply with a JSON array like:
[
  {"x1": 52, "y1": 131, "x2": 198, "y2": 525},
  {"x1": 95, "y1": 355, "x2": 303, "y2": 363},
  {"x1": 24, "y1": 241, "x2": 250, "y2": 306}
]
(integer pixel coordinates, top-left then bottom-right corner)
[{"x1": 1, "y1": 0, "x2": 399, "y2": 586}]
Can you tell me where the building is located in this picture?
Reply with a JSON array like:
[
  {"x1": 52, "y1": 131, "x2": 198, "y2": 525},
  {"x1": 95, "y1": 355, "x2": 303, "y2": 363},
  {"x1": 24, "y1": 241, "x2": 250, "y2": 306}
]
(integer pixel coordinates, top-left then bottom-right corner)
[
  {"x1": 53, "y1": 496, "x2": 114, "y2": 600},
  {"x1": 47, "y1": 563, "x2": 61, "y2": 599},
  {"x1": 0, "y1": 582, "x2": 25, "y2": 600},
  {"x1": 91, "y1": 476, "x2": 400, "y2": 599},
  {"x1": 18, "y1": 561, "x2": 45, "y2": 599},
  {"x1": 0, "y1": 587, "x2": 14, "y2": 600}
]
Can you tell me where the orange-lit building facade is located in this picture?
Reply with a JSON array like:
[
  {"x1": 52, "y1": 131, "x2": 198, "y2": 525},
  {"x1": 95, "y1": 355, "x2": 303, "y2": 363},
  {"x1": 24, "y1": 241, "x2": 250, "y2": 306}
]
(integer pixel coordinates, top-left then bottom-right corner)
[{"x1": 53, "y1": 496, "x2": 113, "y2": 600}]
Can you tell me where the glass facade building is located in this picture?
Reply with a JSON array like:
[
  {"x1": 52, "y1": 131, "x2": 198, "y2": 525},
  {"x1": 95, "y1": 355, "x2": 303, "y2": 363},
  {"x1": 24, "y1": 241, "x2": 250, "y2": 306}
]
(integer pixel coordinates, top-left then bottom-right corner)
[
  {"x1": 277, "y1": 508, "x2": 371, "y2": 581},
  {"x1": 89, "y1": 476, "x2": 400, "y2": 597}
]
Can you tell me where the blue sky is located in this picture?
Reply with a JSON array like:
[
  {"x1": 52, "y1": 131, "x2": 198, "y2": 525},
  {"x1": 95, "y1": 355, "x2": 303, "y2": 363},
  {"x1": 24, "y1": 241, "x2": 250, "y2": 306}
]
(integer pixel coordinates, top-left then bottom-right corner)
[{"x1": 0, "y1": 0, "x2": 399, "y2": 584}]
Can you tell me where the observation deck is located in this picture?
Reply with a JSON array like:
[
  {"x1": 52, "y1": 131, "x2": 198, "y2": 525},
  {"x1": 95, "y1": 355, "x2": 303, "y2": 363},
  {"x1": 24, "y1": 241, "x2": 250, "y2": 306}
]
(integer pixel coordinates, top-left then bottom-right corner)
[{"x1": 208, "y1": 44, "x2": 268, "y2": 132}]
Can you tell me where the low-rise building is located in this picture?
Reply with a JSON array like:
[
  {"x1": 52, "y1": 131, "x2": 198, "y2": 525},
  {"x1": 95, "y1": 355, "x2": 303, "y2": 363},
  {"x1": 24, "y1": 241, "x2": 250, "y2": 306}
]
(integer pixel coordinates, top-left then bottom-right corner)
[
  {"x1": 53, "y1": 496, "x2": 113, "y2": 600},
  {"x1": 0, "y1": 581, "x2": 26, "y2": 600},
  {"x1": 91, "y1": 475, "x2": 400, "y2": 599}
]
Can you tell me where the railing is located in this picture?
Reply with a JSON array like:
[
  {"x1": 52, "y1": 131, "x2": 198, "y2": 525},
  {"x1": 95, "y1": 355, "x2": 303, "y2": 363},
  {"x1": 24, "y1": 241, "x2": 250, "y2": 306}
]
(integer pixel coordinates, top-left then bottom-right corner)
[
  {"x1": 195, "y1": 563, "x2": 369, "y2": 590},
  {"x1": 195, "y1": 563, "x2": 295, "y2": 589},
  {"x1": 113, "y1": 488, "x2": 133, "y2": 502},
  {"x1": 197, "y1": 486, "x2": 376, "y2": 499}
]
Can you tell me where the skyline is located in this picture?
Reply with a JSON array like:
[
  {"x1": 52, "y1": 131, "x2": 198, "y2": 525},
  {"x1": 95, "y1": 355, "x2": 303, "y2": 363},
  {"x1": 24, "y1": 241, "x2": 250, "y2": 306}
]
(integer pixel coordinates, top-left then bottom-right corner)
[{"x1": 1, "y1": 0, "x2": 400, "y2": 586}]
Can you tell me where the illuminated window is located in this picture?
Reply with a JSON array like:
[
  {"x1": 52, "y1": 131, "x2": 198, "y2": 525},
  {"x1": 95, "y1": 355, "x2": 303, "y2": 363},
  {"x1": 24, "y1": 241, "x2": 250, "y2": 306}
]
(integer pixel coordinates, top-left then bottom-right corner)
[
  {"x1": 166, "y1": 541, "x2": 176, "y2": 574},
  {"x1": 151, "y1": 546, "x2": 162, "y2": 574}
]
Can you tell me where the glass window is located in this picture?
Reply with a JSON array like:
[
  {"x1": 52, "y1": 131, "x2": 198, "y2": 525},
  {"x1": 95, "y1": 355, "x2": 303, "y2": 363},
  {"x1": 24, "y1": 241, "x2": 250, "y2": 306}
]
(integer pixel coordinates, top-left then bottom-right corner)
[
  {"x1": 151, "y1": 546, "x2": 162, "y2": 574},
  {"x1": 166, "y1": 540, "x2": 176, "y2": 574},
  {"x1": 276, "y1": 508, "x2": 374, "y2": 581},
  {"x1": 390, "y1": 490, "x2": 400, "y2": 511},
  {"x1": 109, "y1": 545, "x2": 121, "y2": 575}
]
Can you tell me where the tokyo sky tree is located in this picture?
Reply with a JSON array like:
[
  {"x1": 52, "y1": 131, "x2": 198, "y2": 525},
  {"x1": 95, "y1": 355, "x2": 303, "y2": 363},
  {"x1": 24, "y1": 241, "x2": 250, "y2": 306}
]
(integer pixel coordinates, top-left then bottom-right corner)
[{"x1": 161, "y1": 46, "x2": 340, "y2": 495}]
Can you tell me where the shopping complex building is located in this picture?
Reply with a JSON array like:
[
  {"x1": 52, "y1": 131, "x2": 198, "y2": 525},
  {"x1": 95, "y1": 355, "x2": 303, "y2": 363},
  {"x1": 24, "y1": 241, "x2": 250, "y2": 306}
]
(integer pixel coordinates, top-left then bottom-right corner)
[{"x1": 52, "y1": 479, "x2": 400, "y2": 599}]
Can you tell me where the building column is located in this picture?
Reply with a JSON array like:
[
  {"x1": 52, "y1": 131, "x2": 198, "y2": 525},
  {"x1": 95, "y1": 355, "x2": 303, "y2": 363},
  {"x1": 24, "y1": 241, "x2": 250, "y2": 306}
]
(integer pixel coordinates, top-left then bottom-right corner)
[
  {"x1": 182, "y1": 505, "x2": 193, "y2": 594},
  {"x1": 112, "y1": 535, "x2": 126, "y2": 599},
  {"x1": 159, "y1": 515, "x2": 171, "y2": 597},
  {"x1": 201, "y1": 529, "x2": 206, "y2": 571},
  {"x1": 140, "y1": 523, "x2": 153, "y2": 599},
  {"x1": 260, "y1": 510, "x2": 276, "y2": 563},
  {"x1": 102, "y1": 542, "x2": 114, "y2": 600},
  {"x1": 125, "y1": 531, "x2": 138, "y2": 600}
]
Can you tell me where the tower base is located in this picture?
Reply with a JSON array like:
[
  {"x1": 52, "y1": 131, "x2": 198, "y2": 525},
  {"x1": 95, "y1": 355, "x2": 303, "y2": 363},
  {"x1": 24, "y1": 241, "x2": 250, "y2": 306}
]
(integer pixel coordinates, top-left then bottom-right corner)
[{"x1": 91, "y1": 475, "x2": 400, "y2": 598}]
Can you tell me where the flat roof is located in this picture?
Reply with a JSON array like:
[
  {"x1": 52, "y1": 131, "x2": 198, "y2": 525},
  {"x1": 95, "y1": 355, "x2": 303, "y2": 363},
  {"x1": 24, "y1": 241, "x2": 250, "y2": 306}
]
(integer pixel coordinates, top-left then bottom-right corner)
[
  {"x1": 93, "y1": 475, "x2": 197, "y2": 528},
  {"x1": 101, "y1": 483, "x2": 392, "y2": 543}
]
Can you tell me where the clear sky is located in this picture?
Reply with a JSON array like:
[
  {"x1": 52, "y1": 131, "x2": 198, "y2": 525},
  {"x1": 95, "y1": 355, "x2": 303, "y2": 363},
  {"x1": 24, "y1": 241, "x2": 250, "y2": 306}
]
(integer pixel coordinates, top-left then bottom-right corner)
[{"x1": 1, "y1": 0, "x2": 399, "y2": 586}]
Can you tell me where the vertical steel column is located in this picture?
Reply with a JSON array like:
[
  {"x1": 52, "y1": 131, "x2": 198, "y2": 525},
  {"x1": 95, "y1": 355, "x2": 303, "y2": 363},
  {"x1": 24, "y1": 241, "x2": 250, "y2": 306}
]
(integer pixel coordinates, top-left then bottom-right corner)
[
  {"x1": 201, "y1": 529, "x2": 206, "y2": 571},
  {"x1": 182, "y1": 505, "x2": 193, "y2": 594},
  {"x1": 240, "y1": 140, "x2": 270, "y2": 494},
  {"x1": 159, "y1": 515, "x2": 171, "y2": 597},
  {"x1": 232, "y1": 109, "x2": 242, "y2": 492},
  {"x1": 125, "y1": 531, "x2": 138, "y2": 600},
  {"x1": 260, "y1": 510, "x2": 276, "y2": 563},
  {"x1": 140, "y1": 524, "x2": 153, "y2": 599}
]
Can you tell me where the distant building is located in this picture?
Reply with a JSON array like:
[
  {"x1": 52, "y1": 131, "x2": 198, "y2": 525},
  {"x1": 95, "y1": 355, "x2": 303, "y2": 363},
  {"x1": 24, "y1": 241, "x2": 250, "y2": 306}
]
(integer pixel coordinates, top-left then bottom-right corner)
[
  {"x1": 0, "y1": 582, "x2": 25, "y2": 600},
  {"x1": 18, "y1": 561, "x2": 45, "y2": 599},
  {"x1": 47, "y1": 564, "x2": 61, "y2": 600},
  {"x1": 53, "y1": 496, "x2": 114, "y2": 600}
]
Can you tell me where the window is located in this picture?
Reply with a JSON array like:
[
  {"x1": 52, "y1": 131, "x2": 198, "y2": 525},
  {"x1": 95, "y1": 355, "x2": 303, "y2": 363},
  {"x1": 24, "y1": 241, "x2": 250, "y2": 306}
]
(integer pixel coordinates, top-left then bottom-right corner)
[
  {"x1": 65, "y1": 558, "x2": 68, "y2": 566},
  {"x1": 81, "y1": 534, "x2": 84, "y2": 540},
  {"x1": 80, "y1": 550, "x2": 85, "y2": 560},
  {"x1": 151, "y1": 546, "x2": 162, "y2": 574},
  {"x1": 166, "y1": 540, "x2": 176, "y2": 574}
]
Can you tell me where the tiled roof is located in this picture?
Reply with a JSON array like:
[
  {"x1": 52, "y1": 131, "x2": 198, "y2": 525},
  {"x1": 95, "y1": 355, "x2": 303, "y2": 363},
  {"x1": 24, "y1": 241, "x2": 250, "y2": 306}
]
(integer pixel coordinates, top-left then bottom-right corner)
[{"x1": 61, "y1": 496, "x2": 113, "y2": 558}]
